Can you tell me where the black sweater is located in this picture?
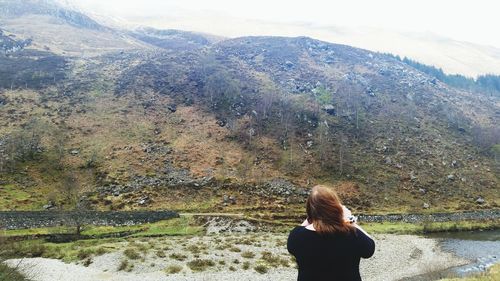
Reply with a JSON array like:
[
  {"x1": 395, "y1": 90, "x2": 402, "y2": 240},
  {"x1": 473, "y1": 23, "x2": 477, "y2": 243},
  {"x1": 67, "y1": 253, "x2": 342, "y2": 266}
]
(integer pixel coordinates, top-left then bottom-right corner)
[{"x1": 287, "y1": 226, "x2": 375, "y2": 281}]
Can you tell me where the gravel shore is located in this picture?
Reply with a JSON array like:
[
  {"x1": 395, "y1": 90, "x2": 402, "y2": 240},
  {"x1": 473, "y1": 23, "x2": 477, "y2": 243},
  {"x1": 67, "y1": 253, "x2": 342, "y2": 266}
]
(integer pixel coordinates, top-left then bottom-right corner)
[{"x1": 5, "y1": 233, "x2": 467, "y2": 281}]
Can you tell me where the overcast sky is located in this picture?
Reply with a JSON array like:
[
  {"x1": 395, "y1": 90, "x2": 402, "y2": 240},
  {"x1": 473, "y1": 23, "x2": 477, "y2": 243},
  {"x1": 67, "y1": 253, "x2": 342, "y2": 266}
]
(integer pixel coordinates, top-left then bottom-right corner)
[{"x1": 69, "y1": 0, "x2": 500, "y2": 48}]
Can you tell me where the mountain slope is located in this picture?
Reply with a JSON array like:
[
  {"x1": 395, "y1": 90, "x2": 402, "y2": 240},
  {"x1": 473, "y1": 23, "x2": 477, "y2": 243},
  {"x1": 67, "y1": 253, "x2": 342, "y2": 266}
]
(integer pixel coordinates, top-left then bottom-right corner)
[{"x1": 0, "y1": 3, "x2": 498, "y2": 214}]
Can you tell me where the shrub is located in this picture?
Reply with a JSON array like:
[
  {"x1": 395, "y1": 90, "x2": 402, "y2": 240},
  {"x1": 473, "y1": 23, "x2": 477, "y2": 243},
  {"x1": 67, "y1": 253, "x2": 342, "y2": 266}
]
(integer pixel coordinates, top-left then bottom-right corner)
[
  {"x1": 169, "y1": 253, "x2": 187, "y2": 261},
  {"x1": 187, "y1": 259, "x2": 215, "y2": 272},
  {"x1": 260, "y1": 251, "x2": 287, "y2": 267},
  {"x1": 242, "y1": 261, "x2": 250, "y2": 270},
  {"x1": 186, "y1": 245, "x2": 200, "y2": 254},
  {"x1": 95, "y1": 247, "x2": 107, "y2": 256},
  {"x1": 118, "y1": 260, "x2": 129, "y2": 271},
  {"x1": 156, "y1": 250, "x2": 166, "y2": 258},
  {"x1": 241, "y1": 251, "x2": 255, "y2": 259},
  {"x1": 165, "y1": 265, "x2": 182, "y2": 274},
  {"x1": 254, "y1": 264, "x2": 268, "y2": 274},
  {"x1": 229, "y1": 246, "x2": 241, "y2": 252},
  {"x1": 123, "y1": 248, "x2": 141, "y2": 260},
  {"x1": 83, "y1": 258, "x2": 93, "y2": 267},
  {"x1": 76, "y1": 249, "x2": 92, "y2": 260}
]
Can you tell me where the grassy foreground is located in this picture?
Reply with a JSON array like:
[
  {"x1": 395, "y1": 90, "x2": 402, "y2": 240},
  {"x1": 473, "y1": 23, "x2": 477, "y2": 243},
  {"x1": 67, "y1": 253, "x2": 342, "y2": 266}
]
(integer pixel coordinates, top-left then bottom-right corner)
[{"x1": 0, "y1": 216, "x2": 498, "y2": 280}]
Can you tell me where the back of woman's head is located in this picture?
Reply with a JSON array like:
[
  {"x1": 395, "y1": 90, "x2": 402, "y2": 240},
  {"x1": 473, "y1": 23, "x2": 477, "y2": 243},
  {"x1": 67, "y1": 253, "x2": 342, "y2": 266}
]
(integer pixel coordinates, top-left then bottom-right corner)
[{"x1": 306, "y1": 185, "x2": 355, "y2": 235}]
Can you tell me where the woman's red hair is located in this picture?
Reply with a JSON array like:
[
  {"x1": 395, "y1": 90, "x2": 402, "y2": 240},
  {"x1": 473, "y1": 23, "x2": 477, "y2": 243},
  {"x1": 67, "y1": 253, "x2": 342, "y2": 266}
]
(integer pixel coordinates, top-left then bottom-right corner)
[{"x1": 306, "y1": 185, "x2": 355, "y2": 234}]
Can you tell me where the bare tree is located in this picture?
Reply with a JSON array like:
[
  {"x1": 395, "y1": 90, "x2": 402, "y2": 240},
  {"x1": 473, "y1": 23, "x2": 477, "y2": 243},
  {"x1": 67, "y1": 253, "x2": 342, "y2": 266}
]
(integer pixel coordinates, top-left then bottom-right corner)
[
  {"x1": 59, "y1": 173, "x2": 88, "y2": 235},
  {"x1": 316, "y1": 119, "x2": 334, "y2": 168}
]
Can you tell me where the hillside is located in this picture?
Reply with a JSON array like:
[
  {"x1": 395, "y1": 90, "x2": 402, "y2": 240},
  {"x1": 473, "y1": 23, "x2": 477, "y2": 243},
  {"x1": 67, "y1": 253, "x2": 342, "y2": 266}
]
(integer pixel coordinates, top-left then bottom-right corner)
[
  {"x1": 0, "y1": 1, "x2": 498, "y2": 215},
  {"x1": 0, "y1": 0, "x2": 149, "y2": 56}
]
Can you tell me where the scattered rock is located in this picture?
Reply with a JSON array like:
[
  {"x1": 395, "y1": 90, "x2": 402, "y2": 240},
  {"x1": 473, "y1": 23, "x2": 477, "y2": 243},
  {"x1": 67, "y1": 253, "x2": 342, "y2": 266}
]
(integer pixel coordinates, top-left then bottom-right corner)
[
  {"x1": 138, "y1": 196, "x2": 150, "y2": 206},
  {"x1": 223, "y1": 195, "x2": 237, "y2": 205},
  {"x1": 384, "y1": 157, "x2": 392, "y2": 165},
  {"x1": 167, "y1": 104, "x2": 177, "y2": 112},
  {"x1": 475, "y1": 197, "x2": 485, "y2": 205},
  {"x1": 306, "y1": 140, "x2": 313, "y2": 148},
  {"x1": 423, "y1": 203, "x2": 430, "y2": 209},
  {"x1": 447, "y1": 174, "x2": 455, "y2": 181},
  {"x1": 215, "y1": 157, "x2": 224, "y2": 165},
  {"x1": 410, "y1": 171, "x2": 417, "y2": 181},
  {"x1": 43, "y1": 201, "x2": 56, "y2": 210},
  {"x1": 216, "y1": 119, "x2": 227, "y2": 127},
  {"x1": 70, "y1": 149, "x2": 79, "y2": 155},
  {"x1": 183, "y1": 97, "x2": 194, "y2": 106},
  {"x1": 322, "y1": 104, "x2": 336, "y2": 116}
]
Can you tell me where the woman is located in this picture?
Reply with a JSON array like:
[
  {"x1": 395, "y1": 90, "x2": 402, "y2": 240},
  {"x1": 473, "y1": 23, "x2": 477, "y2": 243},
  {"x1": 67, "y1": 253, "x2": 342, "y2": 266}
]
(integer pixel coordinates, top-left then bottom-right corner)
[{"x1": 287, "y1": 185, "x2": 375, "y2": 281}]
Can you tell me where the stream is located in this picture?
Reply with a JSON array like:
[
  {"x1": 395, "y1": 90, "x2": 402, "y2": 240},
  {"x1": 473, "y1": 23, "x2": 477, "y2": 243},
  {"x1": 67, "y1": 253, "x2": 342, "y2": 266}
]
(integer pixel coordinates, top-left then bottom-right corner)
[{"x1": 402, "y1": 229, "x2": 499, "y2": 281}]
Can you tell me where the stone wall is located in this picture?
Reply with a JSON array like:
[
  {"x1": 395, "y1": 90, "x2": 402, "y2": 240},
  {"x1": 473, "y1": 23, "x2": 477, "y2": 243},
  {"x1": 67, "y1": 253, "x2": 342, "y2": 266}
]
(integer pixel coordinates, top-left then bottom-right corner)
[
  {"x1": 358, "y1": 209, "x2": 500, "y2": 223},
  {"x1": 0, "y1": 210, "x2": 179, "y2": 230}
]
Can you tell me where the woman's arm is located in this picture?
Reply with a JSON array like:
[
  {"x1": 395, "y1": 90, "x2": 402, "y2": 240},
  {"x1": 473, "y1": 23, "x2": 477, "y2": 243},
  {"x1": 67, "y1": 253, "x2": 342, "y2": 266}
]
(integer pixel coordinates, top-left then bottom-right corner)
[
  {"x1": 353, "y1": 224, "x2": 375, "y2": 258},
  {"x1": 353, "y1": 223, "x2": 372, "y2": 239}
]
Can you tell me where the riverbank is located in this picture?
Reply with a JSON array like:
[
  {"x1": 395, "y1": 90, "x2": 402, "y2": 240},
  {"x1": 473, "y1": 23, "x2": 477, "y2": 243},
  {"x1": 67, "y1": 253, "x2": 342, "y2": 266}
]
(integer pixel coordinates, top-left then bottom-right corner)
[
  {"x1": 4, "y1": 233, "x2": 467, "y2": 281},
  {"x1": 440, "y1": 264, "x2": 500, "y2": 281}
]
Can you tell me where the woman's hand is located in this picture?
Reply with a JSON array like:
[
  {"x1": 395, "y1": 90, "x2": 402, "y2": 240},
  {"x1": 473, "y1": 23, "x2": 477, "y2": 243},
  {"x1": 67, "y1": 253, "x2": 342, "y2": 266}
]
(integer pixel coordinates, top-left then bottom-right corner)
[{"x1": 342, "y1": 205, "x2": 357, "y2": 224}]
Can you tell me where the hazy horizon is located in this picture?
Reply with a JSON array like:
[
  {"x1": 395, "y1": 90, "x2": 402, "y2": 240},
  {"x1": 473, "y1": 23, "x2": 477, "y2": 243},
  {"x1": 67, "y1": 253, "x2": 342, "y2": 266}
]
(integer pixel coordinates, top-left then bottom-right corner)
[
  {"x1": 69, "y1": 0, "x2": 500, "y2": 49},
  {"x1": 62, "y1": 0, "x2": 500, "y2": 77}
]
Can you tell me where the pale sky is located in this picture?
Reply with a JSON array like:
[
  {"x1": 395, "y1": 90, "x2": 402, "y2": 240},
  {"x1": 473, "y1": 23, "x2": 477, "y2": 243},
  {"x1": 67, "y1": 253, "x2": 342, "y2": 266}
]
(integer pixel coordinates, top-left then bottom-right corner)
[{"x1": 69, "y1": 0, "x2": 500, "y2": 48}]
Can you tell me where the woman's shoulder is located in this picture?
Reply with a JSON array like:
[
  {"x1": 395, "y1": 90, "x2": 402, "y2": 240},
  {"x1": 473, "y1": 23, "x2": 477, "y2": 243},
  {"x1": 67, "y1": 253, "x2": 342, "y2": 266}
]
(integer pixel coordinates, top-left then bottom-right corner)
[
  {"x1": 290, "y1": 225, "x2": 306, "y2": 234},
  {"x1": 288, "y1": 225, "x2": 314, "y2": 238}
]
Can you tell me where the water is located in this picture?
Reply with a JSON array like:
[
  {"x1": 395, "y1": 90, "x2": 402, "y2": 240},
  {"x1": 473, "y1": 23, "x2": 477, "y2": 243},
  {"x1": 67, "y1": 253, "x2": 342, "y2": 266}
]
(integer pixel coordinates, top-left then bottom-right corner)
[
  {"x1": 402, "y1": 229, "x2": 500, "y2": 281},
  {"x1": 426, "y1": 229, "x2": 500, "y2": 241}
]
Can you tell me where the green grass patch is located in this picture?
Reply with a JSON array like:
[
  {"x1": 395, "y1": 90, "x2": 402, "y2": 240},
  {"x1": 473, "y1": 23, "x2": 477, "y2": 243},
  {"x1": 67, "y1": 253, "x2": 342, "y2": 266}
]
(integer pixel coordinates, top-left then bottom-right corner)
[
  {"x1": 0, "y1": 184, "x2": 34, "y2": 210},
  {"x1": 2, "y1": 217, "x2": 202, "y2": 240},
  {"x1": 0, "y1": 238, "x2": 121, "y2": 262},
  {"x1": 0, "y1": 226, "x2": 73, "y2": 237}
]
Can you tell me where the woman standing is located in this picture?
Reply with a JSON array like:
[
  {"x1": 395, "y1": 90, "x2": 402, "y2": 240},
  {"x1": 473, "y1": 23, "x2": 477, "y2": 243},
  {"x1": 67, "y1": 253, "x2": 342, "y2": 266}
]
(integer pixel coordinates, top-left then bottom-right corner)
[{"x1": 287, "y1": 185, "x2": 375, "y2": 281}]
